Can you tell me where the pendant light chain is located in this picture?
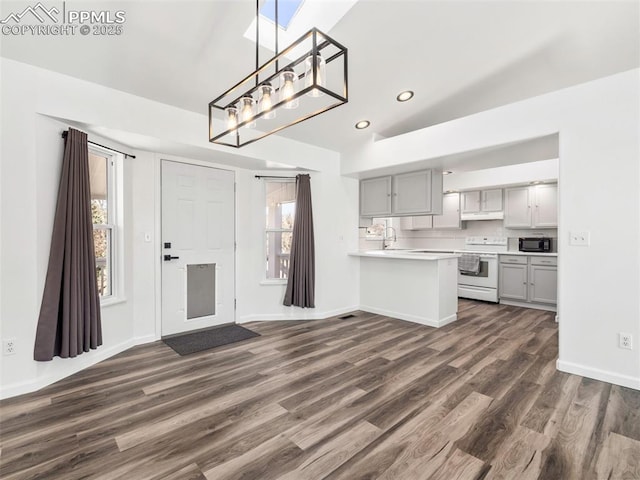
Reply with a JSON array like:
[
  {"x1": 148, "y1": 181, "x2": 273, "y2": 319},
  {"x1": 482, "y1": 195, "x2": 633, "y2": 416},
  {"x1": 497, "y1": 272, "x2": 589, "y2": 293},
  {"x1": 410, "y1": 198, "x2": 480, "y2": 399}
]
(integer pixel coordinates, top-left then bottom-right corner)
[{"x1": 275, "y1": 0, "x2": 279, "y2": 72}]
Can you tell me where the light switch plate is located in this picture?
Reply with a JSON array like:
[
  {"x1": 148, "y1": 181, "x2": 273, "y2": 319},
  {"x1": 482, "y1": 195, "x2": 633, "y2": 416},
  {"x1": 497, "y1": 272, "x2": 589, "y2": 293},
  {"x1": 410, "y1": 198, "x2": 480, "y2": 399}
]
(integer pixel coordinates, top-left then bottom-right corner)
[{"x1": 569, "y1": 231, "x2": 590, "y2": 246}]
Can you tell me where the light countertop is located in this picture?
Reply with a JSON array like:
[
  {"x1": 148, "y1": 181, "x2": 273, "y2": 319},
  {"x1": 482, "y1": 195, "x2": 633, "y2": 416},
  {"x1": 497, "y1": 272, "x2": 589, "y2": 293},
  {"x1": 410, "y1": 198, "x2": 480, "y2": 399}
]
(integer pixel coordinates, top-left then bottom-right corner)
[
  {"x1": 499, "y1": 251, "x2": 558, "y2": 257},
  {"x1": 349, "y1": 250, "x2": 460, "y2": 261}
]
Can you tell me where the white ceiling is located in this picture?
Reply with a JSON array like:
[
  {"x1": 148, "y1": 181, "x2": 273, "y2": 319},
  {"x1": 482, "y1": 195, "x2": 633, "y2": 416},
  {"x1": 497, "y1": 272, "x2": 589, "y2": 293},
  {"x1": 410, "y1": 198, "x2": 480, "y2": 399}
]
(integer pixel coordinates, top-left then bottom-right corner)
[{"x1": 1, "y1": 0, "x2": 638, "y2": 157}]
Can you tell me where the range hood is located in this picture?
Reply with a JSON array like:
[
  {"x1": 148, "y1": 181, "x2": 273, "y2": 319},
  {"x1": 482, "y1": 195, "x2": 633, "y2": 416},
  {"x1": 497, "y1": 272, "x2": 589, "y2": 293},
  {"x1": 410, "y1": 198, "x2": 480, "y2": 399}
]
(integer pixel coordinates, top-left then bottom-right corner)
[{"x1": 460, "y1": 211, "x2": 505, "y2": 221}]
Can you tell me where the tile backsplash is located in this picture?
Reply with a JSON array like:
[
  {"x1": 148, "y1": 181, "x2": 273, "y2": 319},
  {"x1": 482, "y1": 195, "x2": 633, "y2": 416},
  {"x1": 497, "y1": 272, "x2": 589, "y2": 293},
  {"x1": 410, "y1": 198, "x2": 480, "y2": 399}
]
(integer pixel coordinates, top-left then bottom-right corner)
[{"x1": 359, "y1": 219, "x2": 557, "y2": 252}]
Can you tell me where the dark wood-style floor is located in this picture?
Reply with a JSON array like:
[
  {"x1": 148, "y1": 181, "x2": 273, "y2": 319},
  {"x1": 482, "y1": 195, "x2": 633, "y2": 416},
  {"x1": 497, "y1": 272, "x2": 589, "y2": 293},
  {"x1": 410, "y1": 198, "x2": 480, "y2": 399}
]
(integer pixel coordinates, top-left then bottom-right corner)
[{"x1": 1, "y1": 300, "x2": 639, "y2": 480}]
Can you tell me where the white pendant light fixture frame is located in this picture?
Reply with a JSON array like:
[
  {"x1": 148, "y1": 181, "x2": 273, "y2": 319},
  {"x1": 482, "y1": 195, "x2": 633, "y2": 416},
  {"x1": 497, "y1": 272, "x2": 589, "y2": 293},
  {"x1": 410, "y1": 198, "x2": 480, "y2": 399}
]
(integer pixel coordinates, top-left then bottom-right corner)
[{"x1": 208, "y1": 0, "x2": 348, "y2": 148}]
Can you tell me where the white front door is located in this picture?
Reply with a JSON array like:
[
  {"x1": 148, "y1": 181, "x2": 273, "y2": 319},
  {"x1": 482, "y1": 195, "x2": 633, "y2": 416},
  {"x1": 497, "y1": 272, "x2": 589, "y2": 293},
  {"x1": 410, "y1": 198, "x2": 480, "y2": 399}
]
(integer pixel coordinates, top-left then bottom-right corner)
[{"x1": 161, "y1": 160, "x2": 235, "y2": 336}]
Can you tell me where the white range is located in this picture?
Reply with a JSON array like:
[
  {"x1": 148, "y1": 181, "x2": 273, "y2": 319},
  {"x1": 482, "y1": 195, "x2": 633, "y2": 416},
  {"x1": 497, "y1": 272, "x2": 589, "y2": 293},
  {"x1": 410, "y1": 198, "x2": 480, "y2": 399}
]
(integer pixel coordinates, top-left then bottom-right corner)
[{"x1": 457, "y1": 236, "x2": 508, "y2": 303}]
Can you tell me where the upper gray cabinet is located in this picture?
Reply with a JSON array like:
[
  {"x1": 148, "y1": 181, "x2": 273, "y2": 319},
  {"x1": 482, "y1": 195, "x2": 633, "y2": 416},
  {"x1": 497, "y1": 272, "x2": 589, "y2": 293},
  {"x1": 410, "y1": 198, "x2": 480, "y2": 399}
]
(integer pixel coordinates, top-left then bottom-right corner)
[
  {"x1": 461, "y1": 188, "x2": 503, "y2": 213},
  {"x1": 504, "y1": 184, "x2": 557, "y2": 228},
  {"x1": 360, "y1": 176, "x2": 392, "y2": 217},
  {"x1": 360, "y1": 170, "x2": 443, "y2": 217}
]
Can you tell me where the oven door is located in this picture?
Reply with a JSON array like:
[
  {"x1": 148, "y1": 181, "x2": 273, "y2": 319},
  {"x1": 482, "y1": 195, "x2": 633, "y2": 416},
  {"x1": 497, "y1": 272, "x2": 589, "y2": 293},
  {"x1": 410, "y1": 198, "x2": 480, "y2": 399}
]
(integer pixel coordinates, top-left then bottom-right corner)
[{"x1": 458, "y1": 256, "x2": 497, "y2": 288}]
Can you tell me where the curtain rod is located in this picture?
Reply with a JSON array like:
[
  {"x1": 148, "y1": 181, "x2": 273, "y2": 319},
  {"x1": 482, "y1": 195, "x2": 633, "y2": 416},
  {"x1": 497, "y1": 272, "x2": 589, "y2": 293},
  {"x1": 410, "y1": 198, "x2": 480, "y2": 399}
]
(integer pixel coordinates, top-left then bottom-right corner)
[
  {"x1": 61, "y1": 131, "x2": 136, "y2": 159},
  {"x1": 254, "y1": 175, "x2": 298, "y2": 179}
]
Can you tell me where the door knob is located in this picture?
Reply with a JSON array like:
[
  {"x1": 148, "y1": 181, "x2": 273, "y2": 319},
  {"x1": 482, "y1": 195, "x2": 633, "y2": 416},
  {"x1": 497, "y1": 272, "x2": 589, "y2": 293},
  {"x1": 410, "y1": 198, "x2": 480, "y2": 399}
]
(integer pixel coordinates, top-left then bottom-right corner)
[{"x1": 164, "y1": 255, "x2": 180, "y2": 261}]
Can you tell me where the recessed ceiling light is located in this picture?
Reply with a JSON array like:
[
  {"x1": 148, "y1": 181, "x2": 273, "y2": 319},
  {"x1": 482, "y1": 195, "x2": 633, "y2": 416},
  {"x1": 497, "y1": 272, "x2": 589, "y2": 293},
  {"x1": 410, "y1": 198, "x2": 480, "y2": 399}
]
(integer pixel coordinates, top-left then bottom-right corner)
[
  {"x1": 396, "y1": 90, "x2": 414, "y2": 102},
  {"x1": 443, "y1": 170, "x2": 453, "y2": 175},
  {"x1": 355, "y1": 120, "x2": 370, "y2": 129}
]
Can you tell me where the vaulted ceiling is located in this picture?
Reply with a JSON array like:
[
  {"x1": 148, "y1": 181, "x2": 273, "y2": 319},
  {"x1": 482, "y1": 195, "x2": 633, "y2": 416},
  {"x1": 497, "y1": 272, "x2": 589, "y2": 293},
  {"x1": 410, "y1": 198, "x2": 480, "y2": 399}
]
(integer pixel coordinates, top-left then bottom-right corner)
[{"x1": 2, "y1": 0, "x2": 638, "y2": 155}]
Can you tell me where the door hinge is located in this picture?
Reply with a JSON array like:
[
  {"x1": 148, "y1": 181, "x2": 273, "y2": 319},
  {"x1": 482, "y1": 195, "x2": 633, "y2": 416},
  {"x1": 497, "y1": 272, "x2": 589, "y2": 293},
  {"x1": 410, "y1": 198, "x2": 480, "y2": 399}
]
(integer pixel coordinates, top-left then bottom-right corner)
[{"x1": 234, "y1": 299, "x2": 237, "y2": 309}]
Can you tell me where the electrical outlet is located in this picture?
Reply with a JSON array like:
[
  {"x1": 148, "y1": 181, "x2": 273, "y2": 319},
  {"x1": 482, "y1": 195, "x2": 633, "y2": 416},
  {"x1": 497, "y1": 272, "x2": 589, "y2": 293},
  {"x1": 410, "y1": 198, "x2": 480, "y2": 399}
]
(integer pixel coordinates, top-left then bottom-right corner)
[
  {"x1": 3, "y1": 338, "x2": 16, "y2": 355},
  {"x1": 569, "y1": 231, "x2": 590, "y2": 246},
  {"x1": 619, "y1": 333, "x2": 633, "y2": 350}
]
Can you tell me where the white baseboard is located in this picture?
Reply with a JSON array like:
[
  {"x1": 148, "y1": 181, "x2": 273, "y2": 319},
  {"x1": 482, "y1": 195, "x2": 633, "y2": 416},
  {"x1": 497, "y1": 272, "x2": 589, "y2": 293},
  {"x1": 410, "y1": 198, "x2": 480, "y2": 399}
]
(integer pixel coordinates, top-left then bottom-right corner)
[
  {"x1": 499, "y1": 299, "x2": 557, "y2": 312},
  {"x1": 0, "y1": 339, "x2": 135, "y2": 400},
  {"x1": 238, "y1": 305, "x2": 360, "y2": 324},
  {"x1": 359, "y1": 305, "x2": 457, "y2": 328},
  {"x1": 557, "y1": 359, "x2": 640, "y2": 390},
  {"x1": 134, "y1": 334, "x2": 159, "y2": 345}
]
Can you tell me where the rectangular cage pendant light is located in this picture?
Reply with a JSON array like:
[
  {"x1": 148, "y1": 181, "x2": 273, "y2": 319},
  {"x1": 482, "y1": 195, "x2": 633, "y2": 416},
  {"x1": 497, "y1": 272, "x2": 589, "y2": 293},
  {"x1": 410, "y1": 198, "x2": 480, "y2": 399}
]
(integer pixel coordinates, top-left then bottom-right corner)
[{"x1": 208, "y1": 28, "x2": 348, "y2": 148}]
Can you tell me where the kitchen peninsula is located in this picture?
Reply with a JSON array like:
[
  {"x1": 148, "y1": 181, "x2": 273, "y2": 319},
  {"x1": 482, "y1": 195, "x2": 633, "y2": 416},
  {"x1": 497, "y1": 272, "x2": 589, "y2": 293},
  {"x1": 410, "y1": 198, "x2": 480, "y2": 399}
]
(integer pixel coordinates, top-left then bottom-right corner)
[{"x1": 349, "y1": 251, "x2": 459, "y2": 327}]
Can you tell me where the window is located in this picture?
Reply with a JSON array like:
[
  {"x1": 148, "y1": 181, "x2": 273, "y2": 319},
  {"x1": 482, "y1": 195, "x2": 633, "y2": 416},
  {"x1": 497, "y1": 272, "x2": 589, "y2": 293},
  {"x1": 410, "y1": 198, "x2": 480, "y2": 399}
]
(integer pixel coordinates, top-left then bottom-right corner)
[
  {"x1": 260, "y1": 0, "x2": 305, "y2": 29},
  {"x1": 265, "y1": 180, "x2": 296, "y2": 280},
  {"x1": 88, "y1": 147, "x2": 117, "y2": 299}
]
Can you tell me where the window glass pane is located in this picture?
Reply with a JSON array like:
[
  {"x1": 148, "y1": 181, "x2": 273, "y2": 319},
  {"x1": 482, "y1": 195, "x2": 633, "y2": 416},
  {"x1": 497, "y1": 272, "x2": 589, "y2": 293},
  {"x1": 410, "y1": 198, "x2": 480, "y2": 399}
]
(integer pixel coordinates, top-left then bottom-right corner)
[
  {"x1": 266, "y1": 181, "x2": 296, "y2": 229},
  {"x1": 94, "y1": 228, "x2": 112, "y2": 297},
  {"x1": 266, "y1": 231, "x2": 293, "y2": 279},
  {"x1": 89, "y1": 152, "x2": 109, "y2": 224},
  {"x1": 260, "y1": 0, "x2": 305, "y2": 29}
]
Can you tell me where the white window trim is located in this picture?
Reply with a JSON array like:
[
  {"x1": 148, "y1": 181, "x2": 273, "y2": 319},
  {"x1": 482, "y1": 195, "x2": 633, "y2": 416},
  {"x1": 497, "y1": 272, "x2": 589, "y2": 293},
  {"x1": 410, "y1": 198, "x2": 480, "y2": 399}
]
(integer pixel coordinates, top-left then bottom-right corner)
[
  {"x1": 89, "y1": 144, "x2": 125, "y2": 305},
  {"x1": 263, "y1": 178, "x2": 295, "y2": 283}
]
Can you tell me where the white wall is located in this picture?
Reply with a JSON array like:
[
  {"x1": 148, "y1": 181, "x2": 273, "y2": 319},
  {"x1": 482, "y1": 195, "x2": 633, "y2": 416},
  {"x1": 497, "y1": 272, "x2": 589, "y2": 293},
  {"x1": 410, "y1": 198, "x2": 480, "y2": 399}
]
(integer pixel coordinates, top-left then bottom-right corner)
[
  {"x1": 443, "y1": 158, "x2": 559, "y2": 191},
  {"x1": 0, "y1": 59, "x2": 359, "y2": 398},
  {"x1": 345, "y1": 69, "x2": 640, "y2": 389},
  {"x1": 1, "y1": 111, "x2": 137, "y2": 397}
]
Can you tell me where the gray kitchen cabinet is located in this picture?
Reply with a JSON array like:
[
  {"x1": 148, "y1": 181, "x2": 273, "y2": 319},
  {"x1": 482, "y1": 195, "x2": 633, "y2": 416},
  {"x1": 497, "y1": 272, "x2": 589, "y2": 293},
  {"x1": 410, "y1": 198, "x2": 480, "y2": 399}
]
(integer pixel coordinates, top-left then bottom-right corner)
[
  {"x1": 400, "y1": 215, "x2": 432, "y2": 230},
  {"x1": 433, "y1": 192, "x2": 461, "y2": 229},
  {"x1": 504, "y1": 184, "x2": 557, "y2": 228},
  {"x1": 360, "y1": 176, "x2": 392, "y2": 217},
  {"x1": 482, "y1": 189, "x2": 504, "y2": 212},
  {"x1": 360, "y1": 170, "x2": 443, "y2": 217},
  {"x1": 529, "y1": 265, "x2": 558, "y2": 304},
  {"x1": 532, "y1": 184, "x2": 558, "y2": 228},
  {"x1": 499, "y1": 263, "x2": 528, "y2": 301},
  {"x1": 504, "y1": 187, "x2": 532, "y2": 228},
  {"x1": 401, "y1": 193, "x2": 461, "y2": 230},
  {"x1": 499, "y1": 254, "x2": 557, "y2": 310},
  {"x1": 461, "y1": 191, "x2": 481, "y2": 213},
  {"x1": 461, "y1": 189, "x2": 503, "y2": 213}
]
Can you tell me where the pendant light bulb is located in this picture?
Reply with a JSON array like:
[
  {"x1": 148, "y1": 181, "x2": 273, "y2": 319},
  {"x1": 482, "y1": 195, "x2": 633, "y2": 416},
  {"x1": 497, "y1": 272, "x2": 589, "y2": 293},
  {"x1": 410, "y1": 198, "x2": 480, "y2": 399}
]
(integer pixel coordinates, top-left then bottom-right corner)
[
  {"x1": 258, "y1": 83, "x2": 276, "y2": 119},
  {"x1": 279, "y1": 68, "x2": 299, "y2": 109},
  {"x1": 304, "y1": 52, "x2": 326, "y2": 97},
  {"x1": 225, "y1": 106, "x2": 238, "y2": 131},
  {"x1": 239, "y1": 95, "x2": 256, "y2": 128}
]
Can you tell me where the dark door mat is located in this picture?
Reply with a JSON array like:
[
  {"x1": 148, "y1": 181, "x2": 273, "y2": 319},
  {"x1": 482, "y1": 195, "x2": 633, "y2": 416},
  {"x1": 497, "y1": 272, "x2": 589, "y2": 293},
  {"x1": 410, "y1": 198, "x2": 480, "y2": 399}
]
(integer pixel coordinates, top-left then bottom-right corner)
[{"x1": 163, "y1": 325, "x2": 260, "y2": 356}]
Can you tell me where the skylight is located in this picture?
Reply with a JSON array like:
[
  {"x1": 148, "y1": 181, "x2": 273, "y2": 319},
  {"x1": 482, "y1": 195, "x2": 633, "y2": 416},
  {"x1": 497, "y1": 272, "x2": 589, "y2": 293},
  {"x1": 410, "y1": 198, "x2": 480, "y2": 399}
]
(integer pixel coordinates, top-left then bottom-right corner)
[
  {"x1": 244, "y1": 0, "x2": 359, "y2": 54},
  {"x1": 260, "y1": 0, "x2": 305, "y2": 30}
]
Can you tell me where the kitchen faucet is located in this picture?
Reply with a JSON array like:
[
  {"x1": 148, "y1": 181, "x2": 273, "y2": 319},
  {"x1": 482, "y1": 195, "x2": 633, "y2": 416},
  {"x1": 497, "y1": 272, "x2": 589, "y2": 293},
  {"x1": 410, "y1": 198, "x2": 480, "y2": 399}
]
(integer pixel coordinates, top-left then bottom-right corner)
[{"x1": 382, "y1": 226, "x2": 397, "y2": 250}]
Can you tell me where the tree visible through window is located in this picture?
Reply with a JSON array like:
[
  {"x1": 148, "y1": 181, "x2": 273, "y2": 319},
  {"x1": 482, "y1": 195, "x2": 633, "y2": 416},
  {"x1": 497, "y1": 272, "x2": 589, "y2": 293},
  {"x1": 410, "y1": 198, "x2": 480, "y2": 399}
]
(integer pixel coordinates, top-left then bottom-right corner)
[
  {"x1": 88, "y1": 149, "x2": 114, "y2": 297},
  {"x1": 265, "y1": 180, "x2": 296, "y2": 279}
]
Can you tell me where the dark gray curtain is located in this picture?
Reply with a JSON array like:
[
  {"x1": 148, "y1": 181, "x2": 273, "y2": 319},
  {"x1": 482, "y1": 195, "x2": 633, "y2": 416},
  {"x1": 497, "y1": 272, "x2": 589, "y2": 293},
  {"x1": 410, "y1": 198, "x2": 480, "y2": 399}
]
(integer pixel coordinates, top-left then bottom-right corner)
[
  {"x1": 34, "y1": 128, "x2": 103, "y2": 361},
  {"x1": 283, "y1": 174, "x2": 315, "y2": 308}
]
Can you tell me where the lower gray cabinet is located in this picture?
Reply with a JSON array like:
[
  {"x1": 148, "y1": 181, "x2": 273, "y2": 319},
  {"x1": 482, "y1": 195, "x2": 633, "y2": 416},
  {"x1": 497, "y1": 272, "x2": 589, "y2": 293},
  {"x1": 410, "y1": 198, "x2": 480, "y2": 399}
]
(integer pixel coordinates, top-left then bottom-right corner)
[
  {"x1": 529, "y1": 264, "x2": 558, "y2": 305},
  {"x1": 499, "y1": 263, "x2": 528, "y2": 301},
  {"x1": 499, "y1": 255, "x2": 557, "y2": 310}
]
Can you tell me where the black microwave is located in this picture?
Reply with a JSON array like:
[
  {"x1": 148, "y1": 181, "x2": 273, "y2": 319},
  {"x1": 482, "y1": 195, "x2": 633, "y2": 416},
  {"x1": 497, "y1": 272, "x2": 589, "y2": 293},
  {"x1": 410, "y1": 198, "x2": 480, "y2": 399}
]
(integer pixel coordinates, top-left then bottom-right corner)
[{"x1": 519, "y1": 237, "x2": 552, "y2": 252}]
